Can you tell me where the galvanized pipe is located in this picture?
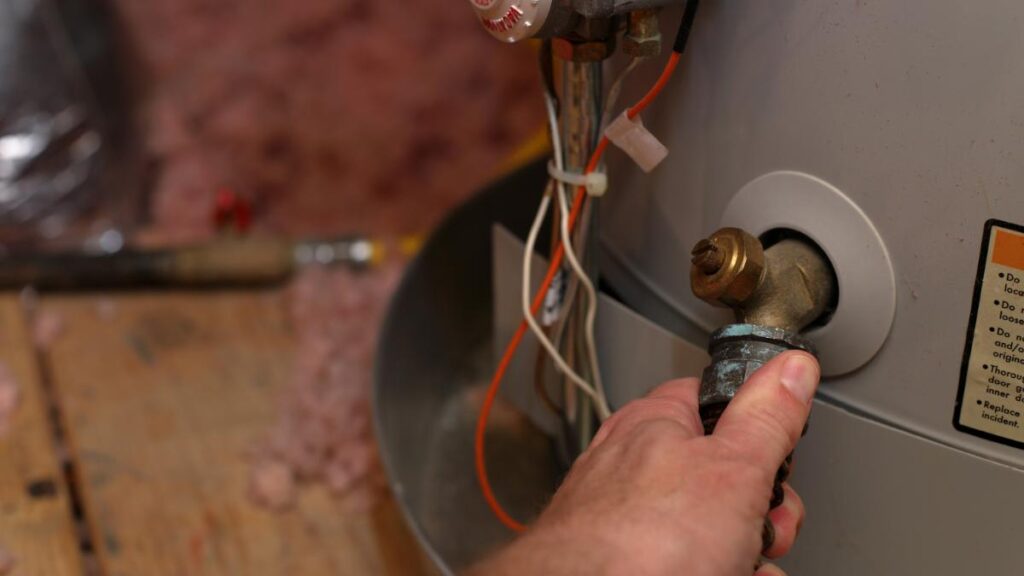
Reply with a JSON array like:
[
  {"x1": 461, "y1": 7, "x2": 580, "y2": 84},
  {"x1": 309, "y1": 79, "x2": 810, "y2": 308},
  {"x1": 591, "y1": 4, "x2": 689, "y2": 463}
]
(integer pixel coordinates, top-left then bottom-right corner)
[{"x1": 558, "y1": 57, "x2": 603, "y2": 450}]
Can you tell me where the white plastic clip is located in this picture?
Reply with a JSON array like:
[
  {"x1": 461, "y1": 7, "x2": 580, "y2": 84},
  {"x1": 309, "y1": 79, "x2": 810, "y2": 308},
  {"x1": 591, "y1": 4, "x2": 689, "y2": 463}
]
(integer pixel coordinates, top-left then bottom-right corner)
[
  {"x1": 604, "y1": 110, "x2": 669, "y2": 173},
  {"x1": 547, "y1": 161, "x2": 608, "y2": 197}
]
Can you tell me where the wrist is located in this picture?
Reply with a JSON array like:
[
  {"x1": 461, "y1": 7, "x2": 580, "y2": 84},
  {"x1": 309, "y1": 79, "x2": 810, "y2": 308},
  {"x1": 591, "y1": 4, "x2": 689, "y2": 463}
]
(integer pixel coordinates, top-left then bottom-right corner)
[{"x1": 468, "y1": 515, "x2": 626, "y2": 575}]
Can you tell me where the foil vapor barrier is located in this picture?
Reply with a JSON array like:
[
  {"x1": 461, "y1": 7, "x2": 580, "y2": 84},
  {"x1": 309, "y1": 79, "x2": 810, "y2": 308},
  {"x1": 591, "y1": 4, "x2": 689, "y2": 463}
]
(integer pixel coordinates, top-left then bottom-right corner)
[{"x1": 0, "y1": 0, "x2": 113, "y2": 245}]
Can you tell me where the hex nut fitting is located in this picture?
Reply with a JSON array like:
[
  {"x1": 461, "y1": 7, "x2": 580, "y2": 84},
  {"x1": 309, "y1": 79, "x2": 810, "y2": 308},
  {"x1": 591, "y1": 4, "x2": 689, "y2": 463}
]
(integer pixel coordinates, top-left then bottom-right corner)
[
  {"x1": 552, "y1": 37, "x2": 614, "y2": 62},
  {"x1": 623, "y1": 9, "x2": 662, "y2": 58},
  {"x1": 622, "y1": 34, "x2": 662, "y2": 58},
  {"x1": 690, "y1": 228, "x2": 767, "y2": 308}
]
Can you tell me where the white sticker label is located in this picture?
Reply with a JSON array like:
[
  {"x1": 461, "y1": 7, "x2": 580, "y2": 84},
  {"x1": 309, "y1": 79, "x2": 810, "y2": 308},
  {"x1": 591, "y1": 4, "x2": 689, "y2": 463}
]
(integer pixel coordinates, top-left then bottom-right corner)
[{"x1": 955, "y1": 220, "x2": 1024, "y2": 446}]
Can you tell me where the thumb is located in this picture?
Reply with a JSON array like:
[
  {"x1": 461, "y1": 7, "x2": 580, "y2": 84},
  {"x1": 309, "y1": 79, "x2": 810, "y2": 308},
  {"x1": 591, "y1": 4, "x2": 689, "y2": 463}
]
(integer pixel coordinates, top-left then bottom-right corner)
[{"x1": 712, "y1": 351, "x2": 820, "y2": 475}]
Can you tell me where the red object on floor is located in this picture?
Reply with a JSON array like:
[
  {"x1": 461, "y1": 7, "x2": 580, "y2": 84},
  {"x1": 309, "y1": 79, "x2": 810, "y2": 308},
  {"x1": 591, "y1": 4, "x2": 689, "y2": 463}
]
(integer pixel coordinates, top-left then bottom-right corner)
[{"x1": 212, "y1": 188, "x2": 253, "y2": 233}]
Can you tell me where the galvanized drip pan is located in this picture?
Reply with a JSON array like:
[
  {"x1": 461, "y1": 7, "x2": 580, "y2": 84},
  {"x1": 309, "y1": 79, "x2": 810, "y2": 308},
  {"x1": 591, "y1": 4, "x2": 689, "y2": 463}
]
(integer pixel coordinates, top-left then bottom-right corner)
[{"x1": 374, "y1": 161, "x2": 560, "y2": 574}]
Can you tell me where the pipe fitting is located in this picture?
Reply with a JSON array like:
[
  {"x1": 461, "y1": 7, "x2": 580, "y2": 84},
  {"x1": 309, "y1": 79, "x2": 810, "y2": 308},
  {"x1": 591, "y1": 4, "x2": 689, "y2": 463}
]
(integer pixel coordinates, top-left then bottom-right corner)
[
  {"x1": 552, "y1": 37, "x2": 616, "y2": 62},
  {"x1": 690, "y1": 228, "x2": 836, "y2": 333},
  {"x1": 622, "y1": 9, "x2": 662, "y2": 58},
  {"x1": 690, "y1": 227, "x2": 766, "y2": 309},
  {"x1": 690, "y1": 227, "x2": 834, "y2": 555},
  {"x1": 698, "y1": 324, "x2": 815, "y2": 431}
]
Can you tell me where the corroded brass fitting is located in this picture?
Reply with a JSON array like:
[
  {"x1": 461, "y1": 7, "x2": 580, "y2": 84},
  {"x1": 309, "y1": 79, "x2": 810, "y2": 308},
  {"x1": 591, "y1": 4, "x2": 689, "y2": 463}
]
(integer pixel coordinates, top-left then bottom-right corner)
[
  {"x1": 690, "y1": 228, "x2": 766, "y2": 309},
  {"x1": 690, "y1": 227, "x2": 837, "y2": 554},
  {"x1": 552, "y1": 37, "x2": 616, "y2": 62},
  {"x1": 691, "y1": 228, "x2": 835, "y2": 333},
  {"x1": 623, "y1": 9, "x2": 662, "y2": 58}
]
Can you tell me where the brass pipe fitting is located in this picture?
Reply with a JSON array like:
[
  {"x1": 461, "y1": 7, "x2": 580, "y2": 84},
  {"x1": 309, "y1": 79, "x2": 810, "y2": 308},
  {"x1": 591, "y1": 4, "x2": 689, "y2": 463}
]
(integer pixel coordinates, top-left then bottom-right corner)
[
  {"x1": 553, "y1": 37, "x2": 617, "y2": 62},
  {"x1": 623, "y1": 9, "x2": 662, "y2": 58},
  {"x1": 690, "y1": 227, "x2": 835, "y2": 555},
  {"x1": 690, "y1": 228, "x2": 766, "y2": 309},
  {"x1": 690, "y1": 228, "x2": 836, "y2": 333}
]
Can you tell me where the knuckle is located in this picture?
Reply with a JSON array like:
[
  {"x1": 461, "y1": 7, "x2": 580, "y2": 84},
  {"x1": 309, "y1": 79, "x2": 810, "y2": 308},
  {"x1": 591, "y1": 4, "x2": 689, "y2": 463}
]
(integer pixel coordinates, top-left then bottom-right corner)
[
  {"x1": 630, "y1": 419, "x2": 688, "y2": 453},
  {"x1": 647, "y1": 378, "x2": 698, "y2": 400},
  {"x1": 645, "y1": 397, "x2": 702, "y2": 433},
  {"x1": 619, "y1": 420, "x2": 692, "y2": 474},
  {"x1": 615, "y1": 397, "x2": 702, "y2": 436},
  {"x1": 613, "y1": 397, "x2": 651, "y2": 421}
]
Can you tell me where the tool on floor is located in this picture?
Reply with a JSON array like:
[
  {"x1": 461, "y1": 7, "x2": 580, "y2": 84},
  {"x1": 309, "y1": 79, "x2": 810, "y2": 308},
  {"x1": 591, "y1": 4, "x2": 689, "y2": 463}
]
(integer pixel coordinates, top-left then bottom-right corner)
[{"x1": 0, "y1": 235, "x2": 393, "y2": 290}]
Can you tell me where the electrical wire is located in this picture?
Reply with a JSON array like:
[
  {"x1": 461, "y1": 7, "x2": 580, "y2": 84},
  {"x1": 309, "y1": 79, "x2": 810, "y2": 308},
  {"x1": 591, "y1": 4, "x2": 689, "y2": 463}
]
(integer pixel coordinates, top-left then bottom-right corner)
[
  {"x1": 539, "y1": 39, "x2": 559, "y2": 111},
  {"x1": 550, "y1": 184, "x2": 596, "y2": 360},
  {"x1": 601, "y1": 57, "x2": 643, "y2": 131},
  {"x1": 475, "y1": 56, "x2": 679, "y2": 533},
  {"x1": 473, "y1": 141, "x2": 597, "y2": 533},
  {"x1": 533, "y1": 39, "x2": 568, "y2": 419},
  {"x1": 532, "y1": 343, "x2": 562, "y2": 415},
  {"x1": 556, "y1": 172, "x2": 608, "y2": 407},
  {"x1": 543, "y1": 92, "x2": 610, "y2": 419},
  {"x1": 475, "y1": 0, "x2": 700, "y2": 532},
  {"x1": 522, "y1": 184, "x2": 610, "y2": 416}
]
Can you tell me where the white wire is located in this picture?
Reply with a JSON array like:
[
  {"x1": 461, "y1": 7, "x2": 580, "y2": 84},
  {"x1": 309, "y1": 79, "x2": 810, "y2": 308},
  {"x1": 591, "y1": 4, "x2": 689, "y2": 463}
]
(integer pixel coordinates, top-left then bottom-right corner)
[
  {"x1": 523, "y1": 184, "x2": 610, "y2": 420},
  {"x1": 554, "y1": 173, "x2": 609, "y2": 415},
  {"x1": 601, "y1": 57, "x2": 643, "y2": 131},
  {"x1": 543, "y1": 92, "x2": 611, "y2": 419}
]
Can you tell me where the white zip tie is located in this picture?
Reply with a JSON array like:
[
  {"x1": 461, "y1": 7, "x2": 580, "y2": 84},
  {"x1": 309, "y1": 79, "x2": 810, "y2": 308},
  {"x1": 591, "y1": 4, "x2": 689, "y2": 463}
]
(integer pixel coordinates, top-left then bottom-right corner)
[
  {"x1": 604, "y1": 110, "x2": 669, "y2": 173},
  {"x1": 547, "y1": 160, "x2": 608, "y2": 197}
]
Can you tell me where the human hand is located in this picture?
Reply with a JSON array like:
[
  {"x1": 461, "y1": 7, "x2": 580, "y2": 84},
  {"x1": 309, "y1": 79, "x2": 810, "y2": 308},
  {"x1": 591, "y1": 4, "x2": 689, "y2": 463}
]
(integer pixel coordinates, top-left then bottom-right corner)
[{"x1": 469, "y1": 350, "x2": 820, "y2": 576}]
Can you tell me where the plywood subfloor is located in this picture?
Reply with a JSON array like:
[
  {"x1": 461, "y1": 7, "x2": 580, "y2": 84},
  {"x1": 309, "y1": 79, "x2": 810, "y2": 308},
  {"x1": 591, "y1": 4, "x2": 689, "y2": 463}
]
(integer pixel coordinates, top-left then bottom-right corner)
[
  {"x1": 0, "y1": 295, "x2": 82, "y2": 575},
  {"x1": 0, "y1": 290, "x2": 431, "y2": 576}
]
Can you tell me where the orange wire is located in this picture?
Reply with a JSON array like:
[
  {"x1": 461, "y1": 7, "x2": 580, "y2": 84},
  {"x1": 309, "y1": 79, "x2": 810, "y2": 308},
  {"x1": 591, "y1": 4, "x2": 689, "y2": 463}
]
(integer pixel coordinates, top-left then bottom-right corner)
[{"x1": 474, "y1": 52, "x2": 682, "y2": 533}]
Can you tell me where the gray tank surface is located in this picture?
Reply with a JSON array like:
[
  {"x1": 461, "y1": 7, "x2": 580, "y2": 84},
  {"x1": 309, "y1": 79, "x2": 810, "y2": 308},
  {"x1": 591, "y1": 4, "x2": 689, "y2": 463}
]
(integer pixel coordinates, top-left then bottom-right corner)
[
  {"x1": 377, "y1": 2, "x2": 1024, "y2": 573},
  {"x1": 603, "y1": 0, "x2": 1024, "y2": 468}
]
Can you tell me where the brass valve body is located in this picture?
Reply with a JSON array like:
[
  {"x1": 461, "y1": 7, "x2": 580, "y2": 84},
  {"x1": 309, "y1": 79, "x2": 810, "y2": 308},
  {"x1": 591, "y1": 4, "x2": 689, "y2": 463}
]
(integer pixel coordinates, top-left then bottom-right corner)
[
  {"x1": 689, "y1": 227, "x2": 837, "y2": 554},
  {"x1": 690, "y1": 228, "x2": 835, "y2": 333}
]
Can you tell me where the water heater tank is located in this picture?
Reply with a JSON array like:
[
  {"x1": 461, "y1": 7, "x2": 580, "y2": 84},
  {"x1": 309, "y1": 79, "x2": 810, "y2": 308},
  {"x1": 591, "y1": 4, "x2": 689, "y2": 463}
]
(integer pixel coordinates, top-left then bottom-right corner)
[
  {"x1": 375, "y1": 2, "x2": 1024, "y2": 574},
  {"x1": 600, "y1": 2, "x2": 1024, "y2": 572}
]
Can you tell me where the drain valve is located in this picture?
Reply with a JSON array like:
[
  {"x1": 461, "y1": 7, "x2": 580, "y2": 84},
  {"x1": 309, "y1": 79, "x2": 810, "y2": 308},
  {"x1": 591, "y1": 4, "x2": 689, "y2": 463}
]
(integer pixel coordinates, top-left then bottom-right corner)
[{"x1": 690, "y1": 227, "x2": 836, "y2": 552}]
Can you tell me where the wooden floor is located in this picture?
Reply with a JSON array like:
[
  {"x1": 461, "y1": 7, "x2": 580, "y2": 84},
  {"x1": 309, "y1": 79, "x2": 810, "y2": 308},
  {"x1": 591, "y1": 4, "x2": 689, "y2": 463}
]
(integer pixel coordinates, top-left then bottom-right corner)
[{"x1": 0, "y1": 291, "x2": 433, "y2": 575}]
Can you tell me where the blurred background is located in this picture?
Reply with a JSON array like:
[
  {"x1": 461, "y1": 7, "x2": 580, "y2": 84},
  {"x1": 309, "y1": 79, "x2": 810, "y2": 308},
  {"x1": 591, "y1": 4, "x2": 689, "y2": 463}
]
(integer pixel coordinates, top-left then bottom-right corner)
[
  {"x1": 3, "y1": 0, "x2": 544, "y2": 245},
  {"x1": 0, "y1": 1, "x2": 544, "y2": 574}
]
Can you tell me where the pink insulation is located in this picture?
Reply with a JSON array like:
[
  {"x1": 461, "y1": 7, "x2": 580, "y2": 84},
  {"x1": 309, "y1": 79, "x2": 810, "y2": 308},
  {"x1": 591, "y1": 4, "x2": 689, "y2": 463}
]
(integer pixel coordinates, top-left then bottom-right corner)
[
  {"x1": 247, "y1": 459, "x2": 296, "y2": 512},
  {"x1": 30, "y1": 309, "x2": 65, "y2": 350},
  {"x1": 0, "y1": 363, "x2": 19, "y2": 437},
  {"x1": 114, "y1": 0, "x2": 543, "y2": 243},
  {"x1": 112, "y1": 0, "x2": 542, "y2": 510},
  {"x1": 248, "y1": 262, "x2": 404, "y2": 509}
]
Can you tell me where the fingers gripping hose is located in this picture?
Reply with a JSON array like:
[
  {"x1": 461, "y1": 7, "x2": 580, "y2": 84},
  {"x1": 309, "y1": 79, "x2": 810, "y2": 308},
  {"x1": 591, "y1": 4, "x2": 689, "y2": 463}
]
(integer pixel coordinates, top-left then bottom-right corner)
[
  {"x1": 690, "y1": 226, "x2": 836, "y2": 553},
  {"x1": 698, "y1": 325, "x2": 815, "y2": 552}
]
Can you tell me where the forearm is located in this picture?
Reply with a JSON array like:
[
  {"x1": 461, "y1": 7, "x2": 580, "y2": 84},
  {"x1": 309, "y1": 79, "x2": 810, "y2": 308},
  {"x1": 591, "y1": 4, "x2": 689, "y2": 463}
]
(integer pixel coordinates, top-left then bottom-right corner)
[{"x1": 465, "y1": 523, "x2": 622, "y2": 576}]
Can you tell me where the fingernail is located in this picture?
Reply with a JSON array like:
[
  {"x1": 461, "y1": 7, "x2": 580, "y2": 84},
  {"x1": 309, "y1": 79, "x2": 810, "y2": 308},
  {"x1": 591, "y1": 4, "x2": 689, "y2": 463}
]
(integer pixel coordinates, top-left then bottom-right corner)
[{"x1": 780, "y1": 354, "x2": 818, "y2": 404}]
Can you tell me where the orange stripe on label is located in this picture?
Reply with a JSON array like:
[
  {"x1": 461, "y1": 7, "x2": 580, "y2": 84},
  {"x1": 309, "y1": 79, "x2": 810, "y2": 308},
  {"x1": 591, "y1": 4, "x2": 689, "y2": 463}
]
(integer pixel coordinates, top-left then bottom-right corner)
[{"x1": 993, "y1": 228, "x2": 1024, "y2": 270}]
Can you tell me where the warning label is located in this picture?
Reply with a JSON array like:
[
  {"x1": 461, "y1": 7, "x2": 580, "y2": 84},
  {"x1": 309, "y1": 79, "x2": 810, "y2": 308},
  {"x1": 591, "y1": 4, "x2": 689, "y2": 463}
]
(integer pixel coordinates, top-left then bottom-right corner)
[{"x1": 955, "y1": 221, "x2": 1024, "y2": 446}]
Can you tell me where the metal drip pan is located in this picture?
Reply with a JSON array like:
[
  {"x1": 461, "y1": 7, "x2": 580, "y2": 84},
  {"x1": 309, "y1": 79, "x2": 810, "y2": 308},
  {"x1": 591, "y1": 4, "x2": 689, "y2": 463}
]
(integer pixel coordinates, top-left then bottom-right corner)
[{"x1": 374, "y1": 161, "x2": 559, "y2": 573}]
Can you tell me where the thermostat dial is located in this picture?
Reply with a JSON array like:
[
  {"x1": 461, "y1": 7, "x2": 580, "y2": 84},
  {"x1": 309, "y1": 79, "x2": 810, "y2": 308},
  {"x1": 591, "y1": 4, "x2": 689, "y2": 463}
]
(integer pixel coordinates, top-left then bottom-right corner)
[{"x1": 468, "y1": 0, "x2": 552, "y2": 43}]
